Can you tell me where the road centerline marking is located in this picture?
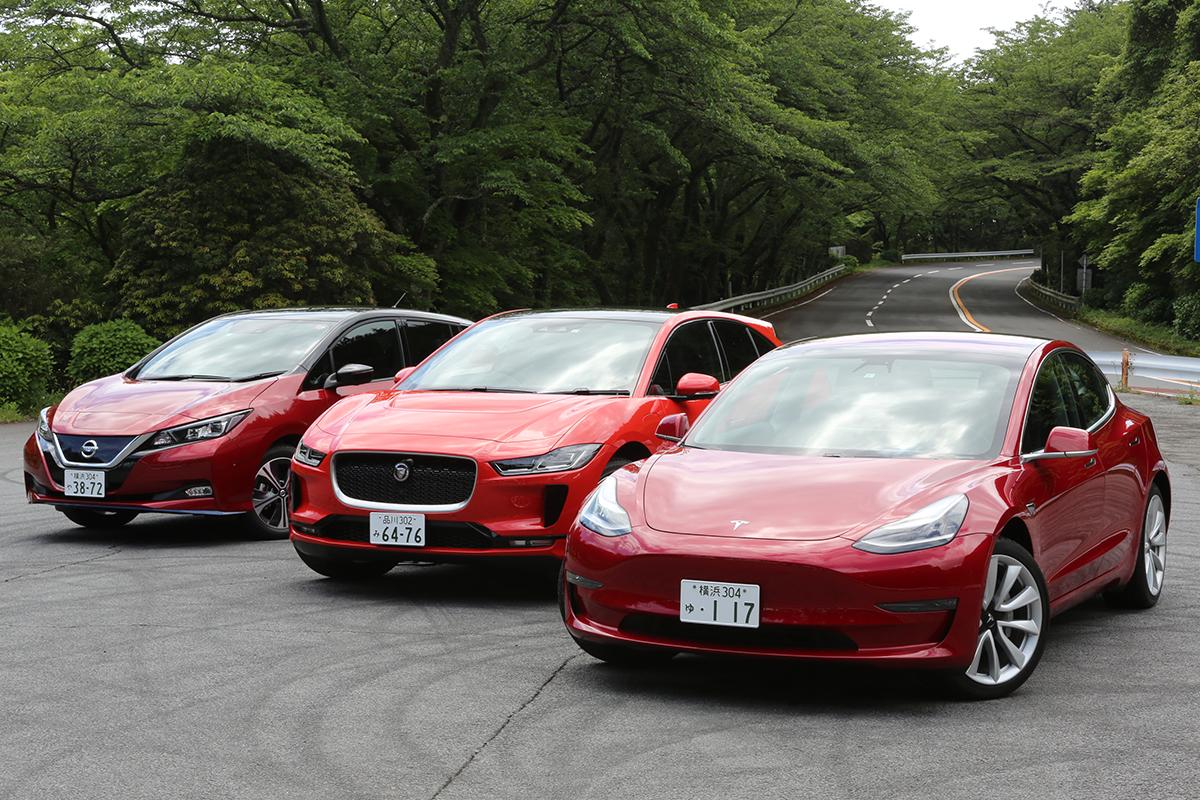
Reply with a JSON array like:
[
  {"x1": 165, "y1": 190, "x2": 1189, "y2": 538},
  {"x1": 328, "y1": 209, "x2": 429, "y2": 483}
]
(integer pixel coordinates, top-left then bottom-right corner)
[{"x1": 949, "y1": 266, "x2": 1035, "y2": 333}]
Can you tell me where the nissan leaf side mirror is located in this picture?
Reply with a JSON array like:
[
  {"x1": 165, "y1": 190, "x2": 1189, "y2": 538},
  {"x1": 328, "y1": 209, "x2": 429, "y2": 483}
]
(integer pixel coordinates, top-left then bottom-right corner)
[
  {"x1": 393, "y1": 366, "x2": 416, "y2": 385},
  {"x1": 1021, "y1": 426, "x2": 1099, "y2": 464},
  {"x1": 324, "y1": 363, "x2": 374, "y2": 390},
  {"x1": 674, "y1": 372, "x2": 720, "y2": 399},
  {"x1": 656, "y1": 413, "x2": 691, "y2": 443}
]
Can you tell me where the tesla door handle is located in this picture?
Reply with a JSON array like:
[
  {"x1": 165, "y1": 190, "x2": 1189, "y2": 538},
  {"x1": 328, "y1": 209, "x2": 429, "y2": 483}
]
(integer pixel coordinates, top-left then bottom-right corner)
[
  {"x1": 1127, "y1": 435, "x2": 1141, "y2": 447},
  {"x1": 1085, "y1": 457, "x2": 1098, "y2": 469}
]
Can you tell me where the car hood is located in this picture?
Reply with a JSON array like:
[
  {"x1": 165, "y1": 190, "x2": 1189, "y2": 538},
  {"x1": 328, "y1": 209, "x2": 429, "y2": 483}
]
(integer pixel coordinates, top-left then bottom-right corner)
[
  {"x1": 641, "y1": 447, "x2": 991, "y2": 541},
  {"x1": 51, "y1": 374, "x2": 277, "y2": 435},
  {"x1": 320, "y1": 390, "x2": 618, "y2": 445}
]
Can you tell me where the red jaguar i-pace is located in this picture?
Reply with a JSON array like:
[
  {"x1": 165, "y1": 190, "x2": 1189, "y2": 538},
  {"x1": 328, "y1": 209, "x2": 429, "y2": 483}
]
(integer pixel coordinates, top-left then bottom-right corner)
[
  {"x1": 24, "y1": 308, "x2": 469, "y2": 536},
  {"x1": 561, "y1": 332, "x2": 1170, "y2": 699},
  {"x1": 289, "y1": 309, "x2": 780, "y2": 577}
]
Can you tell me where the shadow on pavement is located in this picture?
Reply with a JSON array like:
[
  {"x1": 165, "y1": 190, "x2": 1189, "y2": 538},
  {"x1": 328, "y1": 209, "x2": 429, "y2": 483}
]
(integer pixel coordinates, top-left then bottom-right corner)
[
  {"x1": 27, "y1": 511, "x2": 272, "y2": 548},
  {"x1": 292, "y1": 560, "x2": 559, "y2": 607}
]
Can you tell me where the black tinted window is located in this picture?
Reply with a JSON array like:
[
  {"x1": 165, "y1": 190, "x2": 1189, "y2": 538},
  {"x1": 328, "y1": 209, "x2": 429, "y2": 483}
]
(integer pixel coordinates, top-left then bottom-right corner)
[
  {"x1": 714, "y1": 321, "x2": 761, "y2": 378},
  {"x1": 332, "y1": 320, "x2": 402, "y2": 379},
  {"x1": 1059, "y1": 352, "x2": 1111, "y2": 429},
  {"x1": 750, "y1": 330, "x2": 777, "y2": 356},
  {"x1": 1022, "y1": 355, "x2": 1074, "y2": 453},
  {"x1": 405, "y1": 320, "x2": 460, "y2": 365},
  {"x1": 651, "y1": 322, "x2": 724, "y2": 394}
]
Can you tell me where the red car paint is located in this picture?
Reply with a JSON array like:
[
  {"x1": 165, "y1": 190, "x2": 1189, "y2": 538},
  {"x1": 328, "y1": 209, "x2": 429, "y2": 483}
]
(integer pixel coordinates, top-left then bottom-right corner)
[
  {"x1": 562, "y1": 332, "x2": 1169, "y2": 673},
  {"x1": 24, "y1": 308, "x2": 469, "y2": 528},
  {"x1": 289, "y1": 309, "x2": 781, "y2": 565}
]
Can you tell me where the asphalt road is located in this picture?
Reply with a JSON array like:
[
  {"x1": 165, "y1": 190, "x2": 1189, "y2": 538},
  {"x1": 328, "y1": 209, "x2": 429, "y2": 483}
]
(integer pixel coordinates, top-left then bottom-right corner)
[{"x1": 3, "y1": 265, "x2": 1199, "y2": 799}]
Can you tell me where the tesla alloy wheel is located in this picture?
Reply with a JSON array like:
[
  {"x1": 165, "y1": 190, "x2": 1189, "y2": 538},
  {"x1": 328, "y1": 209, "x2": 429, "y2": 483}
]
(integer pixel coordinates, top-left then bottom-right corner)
[
  {"x1": 247, "y1": 444, "x2": 295, "y2": 539},
  {"x1": 946, "y1": 538, "x2": 1048, "y2": 700},
  {"x1": 1107, "y1": 485, "x2": 1167, "y2": 609}
]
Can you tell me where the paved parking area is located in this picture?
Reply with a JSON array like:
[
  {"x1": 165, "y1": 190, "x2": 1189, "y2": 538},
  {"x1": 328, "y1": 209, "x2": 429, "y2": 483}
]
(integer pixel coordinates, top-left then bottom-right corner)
[{"x1": 2, "y1": 392, "x2": 1198, "y2": 800}]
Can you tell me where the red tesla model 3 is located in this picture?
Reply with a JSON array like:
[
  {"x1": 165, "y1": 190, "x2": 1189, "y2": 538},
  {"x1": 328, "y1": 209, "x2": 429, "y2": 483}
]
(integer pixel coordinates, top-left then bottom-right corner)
[
  {"x1": 561, "y1": 332, "x2": 1170, "y2": 699},
  {"x1": 289, "y1": 309, "x2": 780, "y2": 576},
  {"x1": 24, "y1": 308, "x2": 468, "y2": 536}
]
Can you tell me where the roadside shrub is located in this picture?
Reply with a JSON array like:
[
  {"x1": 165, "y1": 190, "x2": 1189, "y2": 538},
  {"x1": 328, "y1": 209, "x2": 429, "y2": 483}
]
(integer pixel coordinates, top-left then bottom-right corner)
[
  {"x1": 67, "y1": 320, "x2": 161, "y2": 385},
  {"x1": 838, "y1": 255, "x2": 860, "y2": 270},
  {"x1": 1140, "y1": 297, "x2": 1175, "y2": 325},
  {"x1": 1121, "y1": 282, "x2": 1151, "y2": 316},
  {"x1": 1173, "y1": 293, "x2": 1200, "y2": 340},
  {"x1": 0, "y1": 324, "x2": 53, "y2": 412},
  {"x1": 879, "y1": 248, "x2": 900, "y2": 263}
]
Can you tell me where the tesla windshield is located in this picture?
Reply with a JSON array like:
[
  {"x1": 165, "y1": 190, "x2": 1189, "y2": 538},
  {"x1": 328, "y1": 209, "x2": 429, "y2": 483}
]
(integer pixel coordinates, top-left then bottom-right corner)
[
  {"x1": 685, "y1": 347, "x2": 1022, "y2": 459},
  {"x1": 137, "y1": 317, "x2": 337, "y2": 381},
  {"x1": 404, "y1": 316, "x2": 660, "y2": 394}
]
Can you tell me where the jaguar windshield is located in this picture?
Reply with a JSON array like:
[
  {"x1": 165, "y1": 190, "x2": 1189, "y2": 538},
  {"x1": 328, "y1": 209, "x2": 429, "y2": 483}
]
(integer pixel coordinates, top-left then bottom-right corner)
[
  {"x1": 404, "y1": 315, "x2": 661, "y2": 394},
  {"x1": 685, "y1": 347, "x2": 1022, "y2": 459}
]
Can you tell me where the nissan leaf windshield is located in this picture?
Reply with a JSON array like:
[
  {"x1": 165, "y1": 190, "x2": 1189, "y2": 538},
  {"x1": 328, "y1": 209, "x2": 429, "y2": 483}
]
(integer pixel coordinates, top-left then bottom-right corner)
[
  {"x1": 137, "y1": 316, "x2": 337, "y2": 382},
  {"x1": 405, "y1": 316, "x2": 660, "y2": 394},
  {"x1": 685, "y1": 347, "x2": 1022, "y2": 459}
]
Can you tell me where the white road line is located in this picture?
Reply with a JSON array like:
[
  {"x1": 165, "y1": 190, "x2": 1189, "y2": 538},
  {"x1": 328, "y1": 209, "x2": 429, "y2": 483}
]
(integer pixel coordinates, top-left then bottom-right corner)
[
  {"x1": 976, "y1": 263, "x2": 996, "y2": 267},
  {"x1": 865, "y1": 319, "x2": 874, "y2": 328},
  {"x1": 892, "y1": 284, "x2": 901, "y2": 289},
  {"x1": 947, "y1": 267, "x2": 963, "y2": 271},
  {"x1": 866, "y1": 310, "x2": 874, "y2": 317},
  {"x1": 1012, "y1": 279, "x2": 1158, "y2": 355},
  {"x1": 760, "y1": 287, "x2": 835, "y2": 318},
  {"x1": 927, "y1": 269, "x2": 941, "y2": 274},
  {"x1": 902, "y1": 278, "x2": 911, "y2": 283}
]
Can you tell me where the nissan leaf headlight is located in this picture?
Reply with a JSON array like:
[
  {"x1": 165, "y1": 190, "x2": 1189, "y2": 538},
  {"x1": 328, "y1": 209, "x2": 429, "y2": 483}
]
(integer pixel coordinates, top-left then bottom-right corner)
[
  {"x1": 491, "y1": 444, "x2": 602, "y2": 476},
  {"x1": 577, "y1": 475, "x2": 632, "y2": 537},
  {"x1": 37, "y1": 407, "x2": 53, "y2": 442},
  {"x1": 853, "y1": 494, "x2": 969, "y2": 554},
  {"x1": 148, "y1": 410, "x2": 251, "y2": 449}
]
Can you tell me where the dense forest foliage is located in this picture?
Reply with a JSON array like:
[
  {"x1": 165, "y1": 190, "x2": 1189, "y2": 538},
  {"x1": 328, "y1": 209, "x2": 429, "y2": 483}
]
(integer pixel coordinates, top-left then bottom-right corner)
[{"x1": 0, "y1": 0, "x2": 1198, "y2": 356}]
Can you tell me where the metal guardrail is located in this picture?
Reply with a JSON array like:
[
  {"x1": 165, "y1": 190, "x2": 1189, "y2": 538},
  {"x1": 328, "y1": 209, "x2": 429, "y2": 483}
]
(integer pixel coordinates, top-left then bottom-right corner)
[
  {"x1": 901, "y1": 249, "x2": 1036, "y2": 262},
  {"x1": 1020, "y1": 278, "x2": 1082, "y2": 311},
  {"x1": 1091, "y1": 351, "x2": 1200, "y2": 390},
  {"x1": 693, "y1": 265, "x2": 847, "y2": 314}
]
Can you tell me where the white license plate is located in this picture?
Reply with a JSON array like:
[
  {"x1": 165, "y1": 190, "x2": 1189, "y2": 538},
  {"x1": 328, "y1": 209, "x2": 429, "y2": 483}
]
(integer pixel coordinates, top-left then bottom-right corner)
[
  {"x1": 64, "y1": 469, "x2": 105, "y2": 498},
  {"x1": 369, "y1": 512, "x2": 426, "y2": 547},
  {"x1": 680, "y1": 580, "x2": 760, "y2": 628}
]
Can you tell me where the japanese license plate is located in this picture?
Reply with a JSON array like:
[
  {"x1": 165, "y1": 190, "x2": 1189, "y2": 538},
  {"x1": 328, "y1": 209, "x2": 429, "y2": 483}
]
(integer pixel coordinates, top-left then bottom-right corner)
[
  {"x1": 680, "y1": 579, "x2": 760, "y2": 628},
  {"x1": 369, "y1": 512, "x2": 426, "y2": 547},
  {"x1": 64, "y1": 469, "x2": 105, "y2": 498}
]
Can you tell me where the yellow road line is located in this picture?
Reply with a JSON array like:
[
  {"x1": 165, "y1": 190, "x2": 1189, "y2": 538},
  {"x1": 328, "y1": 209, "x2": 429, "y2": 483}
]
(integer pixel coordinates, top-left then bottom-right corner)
[{"x1": 949, "y1": 266, "x2": 1035, "y2": 333}]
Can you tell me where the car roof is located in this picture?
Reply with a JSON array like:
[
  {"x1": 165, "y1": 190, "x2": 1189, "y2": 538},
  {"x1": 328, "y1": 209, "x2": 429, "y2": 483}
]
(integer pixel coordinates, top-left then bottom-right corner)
[
  {"x1": 490, "y1": 308, "x2": 678, "y2": 324},
  {"x1": 777, "y1": 331, "x2": 1052, "y2": 363},
  {"x1": 219, "y1": 307, "x2": 472, "y2": 325}
]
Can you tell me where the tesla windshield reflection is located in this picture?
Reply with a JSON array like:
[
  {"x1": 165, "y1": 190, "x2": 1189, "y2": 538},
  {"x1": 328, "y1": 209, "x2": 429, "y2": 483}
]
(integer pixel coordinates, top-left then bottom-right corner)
[
  {"x1": 405, "y1": 316, "x2": 660, "y2": 394},
  {"x1": 685, "y1": 348, "x2": 1022, "y2": 459},
  {"x1": 137, "y1": 317, "x2": 337, "y2": 381}
]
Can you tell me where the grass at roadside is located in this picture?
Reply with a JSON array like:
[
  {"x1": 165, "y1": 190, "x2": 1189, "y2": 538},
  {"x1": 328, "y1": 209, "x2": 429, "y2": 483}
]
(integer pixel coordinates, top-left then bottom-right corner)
[
  {"x1": 1075, "y1": 307, "x2": 1200, "y2": 358},
  {"x1": 0, "y1": 403, "x2": 29, "y2": 424}
]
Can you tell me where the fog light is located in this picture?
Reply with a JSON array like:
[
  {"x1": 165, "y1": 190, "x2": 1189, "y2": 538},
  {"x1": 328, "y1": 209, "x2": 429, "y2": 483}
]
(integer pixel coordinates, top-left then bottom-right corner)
[{"x1": 185, "y1": 485, "x2": 213, "y2": 498}]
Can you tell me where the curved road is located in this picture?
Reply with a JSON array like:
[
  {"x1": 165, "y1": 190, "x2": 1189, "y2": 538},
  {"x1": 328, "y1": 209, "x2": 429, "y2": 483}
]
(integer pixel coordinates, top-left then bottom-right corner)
[{"x1": 1, "y1": 269, "x2": 1198, "y2": 800}]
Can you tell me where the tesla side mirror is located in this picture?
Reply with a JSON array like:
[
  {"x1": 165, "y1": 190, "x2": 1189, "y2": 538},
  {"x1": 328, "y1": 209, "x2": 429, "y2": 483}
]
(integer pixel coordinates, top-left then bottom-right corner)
[
  {"x1": 656, "y1": 413, "x2": 691, "y2": 443},
  {"x1": 674, "y1": 372, "x2": 720, "y2": 399},
  {"x1": 1021, "y1": 426, "x2": 1098, "y2": 464},
  {"x1": 324, "y1": 363, "x2": 374, "y2": 390},
  {"x1": 393, "y1": 366, "x2": 416, "y2": 385}
]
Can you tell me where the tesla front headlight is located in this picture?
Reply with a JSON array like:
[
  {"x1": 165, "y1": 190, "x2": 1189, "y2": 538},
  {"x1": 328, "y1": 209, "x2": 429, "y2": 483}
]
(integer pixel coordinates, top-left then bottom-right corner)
[
  {"x1": 853, "y1": 494, "x2": 969, "y2": 554},
  {"x1": 37, "y1": 407, "x2": 52, "y2": 441},
  {"x1": 578, "y1": 475, "x2": 632, "y2": 537},
  {"x1": 149, "y1": 410, "x2": 251, "y2": 449},
  {"x1": 491, "y1": 444, "x2": 602, "y2": 476}
]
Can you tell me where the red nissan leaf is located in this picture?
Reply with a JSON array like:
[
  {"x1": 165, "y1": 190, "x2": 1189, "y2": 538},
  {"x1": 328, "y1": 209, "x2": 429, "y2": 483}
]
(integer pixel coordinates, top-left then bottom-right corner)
[
  {"x1": 289, "y1": 309, "x2": 780, "y2": 576},
  {"x1": 24, "y1": 308, "x2": 469, "y2": 536},
  {"x1": 561, "y1": 332, "x2": 1170, "y2": 699}
]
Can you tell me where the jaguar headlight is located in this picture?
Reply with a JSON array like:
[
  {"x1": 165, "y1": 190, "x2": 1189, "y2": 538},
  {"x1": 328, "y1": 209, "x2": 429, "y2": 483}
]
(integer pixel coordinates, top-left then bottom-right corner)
[
  {"x1": 578, "y1": 475, "x2": 632, "y2": 537},
  {"x1": 294, "y1": 442, "x2": 327, "y2": 468},
  {"x1": 149, "y1": 410, "x2": 251, "y2": 449},
  {"x1": 491, "y1": 444, "x2": 602, "y2": 476},
  {"x1": 853, "y1": 494, "x2": 969, "y2": 554}
]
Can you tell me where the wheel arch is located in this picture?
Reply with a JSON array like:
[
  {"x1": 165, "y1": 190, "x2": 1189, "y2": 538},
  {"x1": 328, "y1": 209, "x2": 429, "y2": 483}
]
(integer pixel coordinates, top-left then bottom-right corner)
[
  {"x1": 997, "y1": 516, "x2": 1033, "y2": 556},
  {"x1": 1152, "y1": 471, "x2": 1171, "y2": 521}
]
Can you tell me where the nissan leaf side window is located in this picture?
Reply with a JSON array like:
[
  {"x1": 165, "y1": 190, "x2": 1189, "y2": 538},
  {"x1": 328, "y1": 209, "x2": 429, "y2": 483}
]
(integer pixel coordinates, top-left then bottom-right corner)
[
  {"x1": 1022, "y1": 355, "x2": 1074, "y2": 454},
  {"x1": 650, "y1": 322, "x2": 725, "y2": 395},
  {"x1": 714, "y1": 321, "x2": 762, "y2": 378},
  {"x1": 332, "y1": 320, "x2": 403, "y2": 380},
  {"x1": 1059, "y1": 352, "x2": 1111, "y2": 430}
]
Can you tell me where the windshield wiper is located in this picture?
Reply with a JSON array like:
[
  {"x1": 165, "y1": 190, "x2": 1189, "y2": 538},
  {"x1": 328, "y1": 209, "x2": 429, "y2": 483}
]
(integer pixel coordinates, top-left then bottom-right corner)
[
  {"x1": 424, "y1": 386, "x2": 535, "y2": 393},
  {"x1": 550, "y1": 389, "x2": 630, "y2": 396},
  {"x1": 233, "y1": 370, "x2": 286, "y2": 383},
  {"x1": 140, "y1": 374, "x2": 232, "y2": 382}
]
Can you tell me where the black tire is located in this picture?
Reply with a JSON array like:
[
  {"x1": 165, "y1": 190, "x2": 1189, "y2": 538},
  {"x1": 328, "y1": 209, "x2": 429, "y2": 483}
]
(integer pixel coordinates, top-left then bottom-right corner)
[
  {"x1": 572, "y1": 635, "x2": 676, "y2": 668},
  {"x1": 60, "y1": 507, "x2": 139, "y2": 529},
  {"x1": 600, "y1": 455, "x2": 635, "y2": 478},
  {"x1": 1105, "y1": 485, "x2": 1167, "y2": 610},
  {"x1": 244, "y1": 443, "x2": 296, "y2": 539},
  {"x1": 296, "y1": 550, "x2": 397, "y2": 580},
  {"x1": 942, "y1": 538, "x2": 1049, "y2": 701}
]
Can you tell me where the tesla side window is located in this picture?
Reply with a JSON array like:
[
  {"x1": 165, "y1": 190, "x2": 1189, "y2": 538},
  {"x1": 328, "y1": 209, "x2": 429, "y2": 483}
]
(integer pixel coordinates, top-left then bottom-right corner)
[
  {"x1": 332, "y1": 320, "x2": 403, "y2": 379},
  {"x1": 1022, "y1": 355, "x2": 1075, "y2": 454},
  {"x1": 714, "y1": 321, "x2": 762, "y2": 378},
  {"x1": 685, "y1": 349, "x2": 1021, "y2": 459},
  {"x1": 404, "y1": 320, "x2": 461, "y2": 365},
  {"x1": 650, "y1": 322, "x2": 725, "y2": 394},
  {"x1": 403, "y1": 317, "x2": 660, "y2": 394},
  {"x1": 136, "y1": 317, "x2": 336, "y2": 382},
  {"x1": 1059, "y1": 352, "x2": 1112, "y2": 429}
]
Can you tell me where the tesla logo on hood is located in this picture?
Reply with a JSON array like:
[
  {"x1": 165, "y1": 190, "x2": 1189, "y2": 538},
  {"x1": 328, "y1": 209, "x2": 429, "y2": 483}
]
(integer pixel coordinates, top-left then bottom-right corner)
[
  {"x1": 393, "y1": 462, "x2": 412, "y2": 482},
  {"x1": 80, "y1": 440, "x2": 99, "y2": 459},
  {"x1": 730, "y1": 519, "x2": 750, "y2": 530}
]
